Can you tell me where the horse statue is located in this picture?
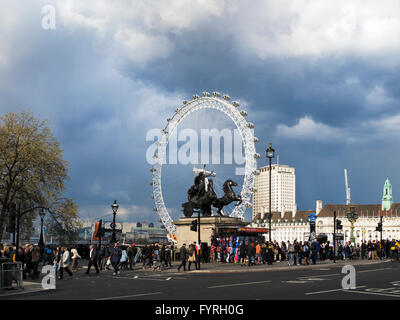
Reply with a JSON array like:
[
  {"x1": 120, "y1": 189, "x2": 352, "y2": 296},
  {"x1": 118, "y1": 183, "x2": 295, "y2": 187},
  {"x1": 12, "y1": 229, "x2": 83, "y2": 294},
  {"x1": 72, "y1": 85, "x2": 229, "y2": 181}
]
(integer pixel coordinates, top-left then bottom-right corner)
[
  {"x1": 212, "y1": 179, "x2": 242, "y2": 216},
  {"x1": 182, "y1": 172, "x2": 242, "y2": 217},
  {"x1": 182, "y1": 172, "x2": 216, "y2": 217}
]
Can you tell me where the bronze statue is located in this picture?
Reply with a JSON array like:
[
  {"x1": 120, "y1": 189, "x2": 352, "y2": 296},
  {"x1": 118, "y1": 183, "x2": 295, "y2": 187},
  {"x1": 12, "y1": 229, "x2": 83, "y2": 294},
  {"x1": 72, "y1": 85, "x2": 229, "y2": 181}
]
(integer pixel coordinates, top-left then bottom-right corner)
[{"x1": 182, "y1": 171, "x2": 242, "y2": 218}]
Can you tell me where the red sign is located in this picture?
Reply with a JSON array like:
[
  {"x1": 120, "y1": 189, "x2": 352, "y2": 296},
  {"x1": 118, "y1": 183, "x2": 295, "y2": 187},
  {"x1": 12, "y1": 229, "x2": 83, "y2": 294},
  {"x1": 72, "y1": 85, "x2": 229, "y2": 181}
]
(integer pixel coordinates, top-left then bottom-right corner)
[
  {"x1": 239, "y1": 227, "x2": 269, "y2": 233},
  {"x1": 93, "y1": 222, "x2": 100, "y2": 241}
]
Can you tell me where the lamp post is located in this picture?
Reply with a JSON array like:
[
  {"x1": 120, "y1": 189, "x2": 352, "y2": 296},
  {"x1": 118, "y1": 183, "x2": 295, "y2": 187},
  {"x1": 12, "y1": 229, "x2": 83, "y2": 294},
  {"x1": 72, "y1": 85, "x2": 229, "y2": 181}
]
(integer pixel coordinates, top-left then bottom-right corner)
[
  {"x1": 110, "y1": 200, "x2": 119, "y2": 244},
  {"x1": 39, "y1": 208, "x2": 45, "y2": 248},
  {"x1": 266, "y1": 142, "x2": 275, "y2": 242},
  {"x1": 346, "y1": 206, "x2": 358, "y2": 245}
]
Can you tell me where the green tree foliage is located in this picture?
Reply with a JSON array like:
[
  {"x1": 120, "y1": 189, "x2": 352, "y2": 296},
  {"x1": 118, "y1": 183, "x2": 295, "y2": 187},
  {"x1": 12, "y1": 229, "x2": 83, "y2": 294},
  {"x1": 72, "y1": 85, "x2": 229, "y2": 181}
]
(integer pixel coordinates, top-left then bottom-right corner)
[{"x1": 0, "y1": 110, "x2": 79, "y2": 241}]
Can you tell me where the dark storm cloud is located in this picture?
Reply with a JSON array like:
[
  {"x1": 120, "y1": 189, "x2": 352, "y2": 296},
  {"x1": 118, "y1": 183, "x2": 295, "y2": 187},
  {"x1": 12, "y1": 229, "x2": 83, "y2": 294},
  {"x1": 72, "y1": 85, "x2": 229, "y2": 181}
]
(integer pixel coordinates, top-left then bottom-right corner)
[{"x1": 1, "y1": 0, "x2": 400, "y2": 221}]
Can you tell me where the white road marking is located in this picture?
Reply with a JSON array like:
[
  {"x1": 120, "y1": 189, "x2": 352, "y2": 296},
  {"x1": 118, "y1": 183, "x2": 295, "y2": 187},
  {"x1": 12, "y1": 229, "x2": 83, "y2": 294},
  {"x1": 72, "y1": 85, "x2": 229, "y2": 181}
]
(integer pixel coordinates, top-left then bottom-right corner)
[
  {"x1": 342, "y1": 289, "x2": 400, "y2": 298},
  {"x1": 208, "y1": 280, "x2": 271, "y2": 289},
  {"x1": 305, "y1": 286, "x2": 366, "y2": 295},
  {"x1": 300, "y1": 273, "x2": 340, "y2": 278},
  {"x1": 112, "y1": 276, "x2": 166, "y2": 281},
  {"x1": 358, "y1": 268, "x2": 392, "y2": 273},
  {"x1": 95, "y1": 291, "x2": 163, "y2": 300}
]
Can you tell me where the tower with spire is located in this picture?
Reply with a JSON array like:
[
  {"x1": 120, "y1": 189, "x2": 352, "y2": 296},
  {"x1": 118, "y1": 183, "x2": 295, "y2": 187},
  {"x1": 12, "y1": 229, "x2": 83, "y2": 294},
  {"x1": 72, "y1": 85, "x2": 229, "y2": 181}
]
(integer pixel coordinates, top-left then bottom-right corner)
[{"x1": 382, "y1": 177, "x2": 394, "y2": 211}]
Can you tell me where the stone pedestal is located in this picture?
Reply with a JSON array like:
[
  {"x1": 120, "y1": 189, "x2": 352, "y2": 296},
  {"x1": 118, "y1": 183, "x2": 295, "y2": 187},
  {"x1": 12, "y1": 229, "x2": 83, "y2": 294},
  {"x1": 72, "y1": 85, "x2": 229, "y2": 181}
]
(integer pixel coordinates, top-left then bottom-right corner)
[{"x1": 173, "y1": 216, "x2": 248, "y2": 248}]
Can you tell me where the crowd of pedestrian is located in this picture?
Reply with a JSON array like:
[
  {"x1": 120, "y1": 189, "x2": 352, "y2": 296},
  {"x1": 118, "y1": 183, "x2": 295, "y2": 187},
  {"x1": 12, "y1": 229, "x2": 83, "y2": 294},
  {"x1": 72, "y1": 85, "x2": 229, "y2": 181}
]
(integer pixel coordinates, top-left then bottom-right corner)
[
  {"x1": 1, "y1": 238, "x2": 400, "y2": 279},
  {"x1": 0, "y1": 242, "x2": 140, "y2": 280},
  {"x1": 208, "y1": 238, "x2": 400, "y2": 266},
  {"x1": 141, "y1": 243, "x2": 173, "y2": 270}
]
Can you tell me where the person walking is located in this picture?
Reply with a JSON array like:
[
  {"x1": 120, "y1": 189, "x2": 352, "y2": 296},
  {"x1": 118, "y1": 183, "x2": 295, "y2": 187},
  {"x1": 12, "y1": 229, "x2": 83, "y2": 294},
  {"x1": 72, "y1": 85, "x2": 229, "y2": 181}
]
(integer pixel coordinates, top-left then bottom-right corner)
[
  {"x1": 267, "y1": 242, "x2": 274, "y2": 265},
  {"x1": 248, "y1": 243, "x2": 256, "y2": 266},
  {"x1": 70, "y1": 246, "x2": 81, "y2": 272},
  {"x1": 256, "y1": 242, "x2": 261, "y2": 264},
  {"x1": 23, "y1": 244, "x2": 33, "y2": 279},
  {"x1": 302, "y1": 242, "x2": 310, "y2": 265},
  {"x1": 177, "y1": 244, "x2": 188, "y2": 272},
  {"x1": 371, "y1": 241, "x2": 378, "y2": 260},
  {"x1": 165, "y1": 245, "x2": 172, "y2": 268},
  {"x1": 42, "y1": 246, "x2": 53, "y2": 266},
  {"x1": 119, "y1": 247, "x2": 129, "y2": 271},
  {"x1": 98, "y1": 245, "x2": 105, "y2": 271},
  {"x1": 31, "y1": 246, "x2": 41, "y2": 280},
  {"x1": 59, "y1": 247, "x2": 73, "y2": 280},
  {"x1": 127, "y1": 245, "x2": 134, "y2": 270},
  {"x1": 131, "y1": 243, "x2": 138, "y2": 268},
  {"x1": 311, "y1": 239, "x2": 318, "y2": 265},
  {"x1": 187, "y1": 244, "x2": 196, "y2": 271},
  {"x1": 110, "y1": 242, "x2": 122, "y2": 275},
  {"x1": 142, "y1": 245, "x2": 150, "y2": 269},
  {"x1": 288, "y1": 241, "x2": 296, "y2": 266},
  {"x1": 86, "y1": 245, "x2": 100, "y2": 274}
]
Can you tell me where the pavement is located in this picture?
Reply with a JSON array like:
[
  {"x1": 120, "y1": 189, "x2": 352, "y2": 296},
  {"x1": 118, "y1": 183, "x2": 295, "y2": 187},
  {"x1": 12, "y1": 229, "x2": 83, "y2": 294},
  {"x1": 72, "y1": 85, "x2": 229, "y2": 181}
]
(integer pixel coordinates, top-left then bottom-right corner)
[{"x1": 1, "y1": 258, "x2": 399, "y2": 300}]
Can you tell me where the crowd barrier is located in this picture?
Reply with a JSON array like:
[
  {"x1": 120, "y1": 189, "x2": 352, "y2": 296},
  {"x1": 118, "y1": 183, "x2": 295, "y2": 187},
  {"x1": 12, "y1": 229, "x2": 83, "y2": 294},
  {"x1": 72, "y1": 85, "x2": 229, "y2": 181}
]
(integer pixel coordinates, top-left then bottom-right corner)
[{"x1": 0, "y1": 262, "x2": 23, "y2": 293}]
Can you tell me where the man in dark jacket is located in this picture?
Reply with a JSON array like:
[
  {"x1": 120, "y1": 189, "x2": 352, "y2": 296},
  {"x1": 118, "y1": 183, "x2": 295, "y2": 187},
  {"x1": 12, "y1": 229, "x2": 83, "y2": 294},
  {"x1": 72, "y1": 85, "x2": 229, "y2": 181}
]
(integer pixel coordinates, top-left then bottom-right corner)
[
  {"x1": 177, "y1": 244, "x2": 188, "y2": 272},
  {"x1": 248, "y1": 243, "x2": 256, "y2": 266},
  {"x1": 86, "y1": 244, "x2": 100, "y2": 274},
  {"x1": 127, "y1": 245, "x2": 134, "y2": 270},
  {"x1": 311, "y1": 239, "x2": 319, "y2": 265},
  {"x1": 110, "y1": 242, "x2": 122, "y2": 275}
]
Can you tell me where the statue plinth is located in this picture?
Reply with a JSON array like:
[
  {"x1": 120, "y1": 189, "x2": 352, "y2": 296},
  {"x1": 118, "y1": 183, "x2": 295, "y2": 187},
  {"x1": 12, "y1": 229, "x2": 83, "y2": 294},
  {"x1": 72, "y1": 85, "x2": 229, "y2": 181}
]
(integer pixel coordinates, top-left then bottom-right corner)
[{"x1": 173, "y1": 216, "x2": 248, "y2": 248}]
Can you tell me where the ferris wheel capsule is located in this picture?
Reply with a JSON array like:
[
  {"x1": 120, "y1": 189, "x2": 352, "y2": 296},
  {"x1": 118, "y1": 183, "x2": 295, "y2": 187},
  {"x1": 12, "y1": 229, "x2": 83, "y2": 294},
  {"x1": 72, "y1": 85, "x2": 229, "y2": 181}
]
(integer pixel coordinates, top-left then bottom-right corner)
[
  {"x1": 213, "y1": 91, "x2": 221, "y2": 97},
  {"x1": 247, "y1": 122, "x2": 254, "y2": 129},
  {"x1": 254, "y1": 137, "x2": 259, "y2": 143},
  {"x1": 183, "y1": 101, "x2": 188, "y2": 105},
  {"x1": 202, "y1": 91, "x2": 210, "y2": 97},
  {"x1": 254, "y1": 153, "x2": 261, "y2": 159},
  {"x1": 223, "y1": 94, "x2": 231, "y2": 101},
  {"x1": 193, "y1": 94, "x2": 200, "y2": 99},
  {"x1": 240, "y1": 110, "x2": 248, "y2": 117}
]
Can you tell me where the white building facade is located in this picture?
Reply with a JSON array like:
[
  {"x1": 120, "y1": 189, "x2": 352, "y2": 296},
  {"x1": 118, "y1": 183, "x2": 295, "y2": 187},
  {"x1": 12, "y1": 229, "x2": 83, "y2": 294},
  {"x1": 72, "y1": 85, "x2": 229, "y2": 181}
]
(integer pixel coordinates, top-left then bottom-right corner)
[
  {"x1": 252, "y1": 164, "x2": 296, "y2": 221},
  {"x1": 251, "y1": 178, "x2": 400, "y2": 244}
]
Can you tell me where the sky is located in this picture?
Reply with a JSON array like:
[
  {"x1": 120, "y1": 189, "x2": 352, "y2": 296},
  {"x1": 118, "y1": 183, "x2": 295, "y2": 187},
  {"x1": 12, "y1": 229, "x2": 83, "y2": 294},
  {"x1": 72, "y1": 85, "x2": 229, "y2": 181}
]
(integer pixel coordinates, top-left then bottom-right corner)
[{"x1": 1, "y1": 0, "x2": 400, "y2": 225}]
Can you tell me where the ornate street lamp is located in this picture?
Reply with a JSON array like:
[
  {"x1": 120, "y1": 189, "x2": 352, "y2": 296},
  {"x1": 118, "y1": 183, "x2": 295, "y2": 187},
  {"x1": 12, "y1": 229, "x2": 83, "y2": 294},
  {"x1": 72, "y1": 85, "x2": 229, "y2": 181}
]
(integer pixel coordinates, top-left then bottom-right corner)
[
  {"x1": 39, "y1": 208, "x2": 45, "y2": 248},
  {"x1": 266, "y1": 142, "x2": 275, "y2": 242},
  {"x1": 346, "y1": 206, "x2": 358, "y2": 245},
  {"x1": 110, "y1": 200, "x2": 119, "y2": 244}
]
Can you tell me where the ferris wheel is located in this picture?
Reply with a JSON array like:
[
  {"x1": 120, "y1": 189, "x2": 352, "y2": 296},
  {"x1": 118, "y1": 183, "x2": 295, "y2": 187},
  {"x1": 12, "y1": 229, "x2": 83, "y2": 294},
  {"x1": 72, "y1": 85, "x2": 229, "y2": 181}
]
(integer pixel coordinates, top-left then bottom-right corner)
[{"x1": 150, "y1": 91, "x2": 259, "y2": 239}]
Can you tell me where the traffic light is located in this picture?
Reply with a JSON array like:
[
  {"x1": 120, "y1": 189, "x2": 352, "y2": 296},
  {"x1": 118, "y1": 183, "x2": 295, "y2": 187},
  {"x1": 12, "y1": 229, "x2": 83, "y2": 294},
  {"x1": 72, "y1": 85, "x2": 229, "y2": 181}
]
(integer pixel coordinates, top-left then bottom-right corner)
[
  {"x1": 376, "y1": 222, "x2": 383, "y2": 232},
  {"x1": 336, "y1": 219, "x2": 343, "y2": 230},
  {"x1": 190, "y1": 220, "x2": 198, "y2": 232},
  {"x1": 95, "y1": 220, "x2": 103, "y2": 238},
  {"x1": 6, "y1": 202, "x2": 16, "y2": 234},
  {"x1": 310, "y1": 221, "x2": 316, "y2": 233}
]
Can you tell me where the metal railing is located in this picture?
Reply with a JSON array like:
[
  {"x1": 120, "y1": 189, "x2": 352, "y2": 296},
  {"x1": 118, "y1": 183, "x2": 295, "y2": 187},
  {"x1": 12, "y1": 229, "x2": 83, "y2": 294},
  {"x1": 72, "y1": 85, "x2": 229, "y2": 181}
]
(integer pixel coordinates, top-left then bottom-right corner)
[{"x1": 0, "y1": 262, "x2": 23, "y2": 293}]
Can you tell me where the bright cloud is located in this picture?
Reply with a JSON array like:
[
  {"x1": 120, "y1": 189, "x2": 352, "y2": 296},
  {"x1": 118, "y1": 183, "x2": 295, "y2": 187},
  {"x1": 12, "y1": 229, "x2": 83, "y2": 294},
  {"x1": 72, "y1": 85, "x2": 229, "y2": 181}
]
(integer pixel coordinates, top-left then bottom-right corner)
[{"x1": 276, "y1": 116, "x2": 347, "y2": 141}]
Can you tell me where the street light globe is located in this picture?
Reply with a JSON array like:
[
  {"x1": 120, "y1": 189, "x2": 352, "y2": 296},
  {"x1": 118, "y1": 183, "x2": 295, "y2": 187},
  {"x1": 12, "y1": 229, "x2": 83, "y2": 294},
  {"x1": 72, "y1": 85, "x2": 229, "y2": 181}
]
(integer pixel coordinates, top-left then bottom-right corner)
[
  {"x1": 266, "y1": 143, "x2": 275, "y2": 159},
  {"x1": 111, "y1": 200, "x2": 119, "y2": 214}
]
